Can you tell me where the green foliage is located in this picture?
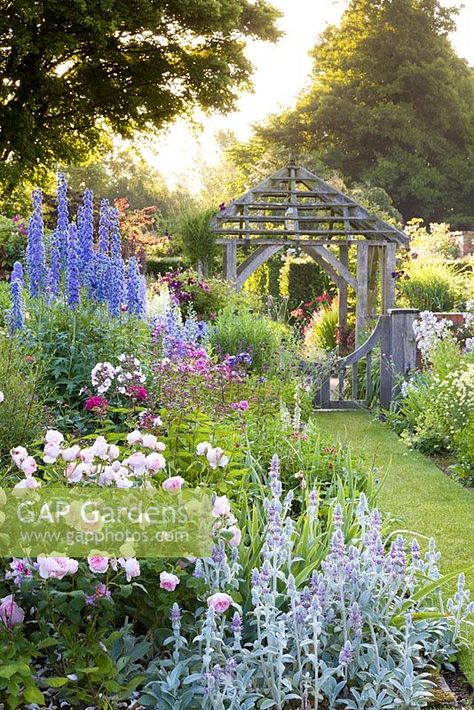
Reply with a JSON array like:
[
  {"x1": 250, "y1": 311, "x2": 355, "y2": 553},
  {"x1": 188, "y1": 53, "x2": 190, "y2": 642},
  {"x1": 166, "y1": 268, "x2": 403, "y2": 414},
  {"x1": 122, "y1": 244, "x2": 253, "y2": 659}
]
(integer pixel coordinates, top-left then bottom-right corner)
[
  {"x1": 405, "y1": 219, "x2": 462, "y2": 260},
  {"x1": 398, "y1": 259, "x2": 468, "y2": 311},
  {"x1": 146, "y1": 256, "x2": 186, "y2": 278},
  {"x1": 244, "y1": 262, "x2": 270, "y2": 296},
  {"x1": 0, "y1": 0, "x2": 280, "y2": 194},
  {"x1": 0, "y1": 627, "x2": 45, "y2": 709},
  {"x1": 174, "y1": 208, "x2": 217, "y2": 273},
  {"x1": 211, "y1": 303, "x2": 291, "y2": 374},
  {"x1": 0, "y1": 215, "x2": 26, "y2": 276},
  {"x1": 0, "y1": 336, "x2": 44, "y2": 465},
  {"x1": 279, "y1": 255, "x2": 332, "y2": 310},
  {"x1": 24, "y1": 298, "x2": 150, "y2": 426},
  {"x1": 228, "y1": 0, "x2": 474, "y2": 223},
  {"x1": 304, "y1": 300, "x2": 339, "y2": 354}
]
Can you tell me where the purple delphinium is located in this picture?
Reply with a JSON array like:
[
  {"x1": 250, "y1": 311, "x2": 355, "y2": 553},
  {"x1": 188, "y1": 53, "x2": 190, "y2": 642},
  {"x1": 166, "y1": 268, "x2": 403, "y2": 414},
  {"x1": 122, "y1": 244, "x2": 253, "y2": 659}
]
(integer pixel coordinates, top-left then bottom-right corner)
[
  {"x1": 8, "y1": 261, "x2": 25, "y2": 333},
  {"x1": 109, "y1": 206, "x2": 122, "y2": 258},
  {"x1": 126, "y1": 256, "x2": 146, "y2": 318},
  {"x1": 56, "y1": 172, "x2": 69, "y2": 267},
  {"x1": 26, "y1": 189, "x2": 46, "y2": 297},
  {"x1": 107, "y1": 256, "x2": 125, "y2": 316},
  {"x1": 48, "y1": 229, "x2": 61, "y2": 298},
  {"x1": 78, "y1": 188, "x2": 94, "y2": 281},
  {"x1": 98, "y1": 199, "x2": 110, "y2": 254},
  {"x1": 67, "y1": 223, "x2": 80, "y2": 310}
]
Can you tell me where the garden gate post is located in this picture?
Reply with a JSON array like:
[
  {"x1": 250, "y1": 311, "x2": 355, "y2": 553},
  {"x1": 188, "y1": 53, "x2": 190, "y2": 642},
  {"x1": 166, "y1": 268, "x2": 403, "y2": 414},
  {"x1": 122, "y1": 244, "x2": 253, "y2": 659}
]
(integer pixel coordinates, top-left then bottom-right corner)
[{"x1": 380, "y1": 308, "x2": 419, "y2": 409}]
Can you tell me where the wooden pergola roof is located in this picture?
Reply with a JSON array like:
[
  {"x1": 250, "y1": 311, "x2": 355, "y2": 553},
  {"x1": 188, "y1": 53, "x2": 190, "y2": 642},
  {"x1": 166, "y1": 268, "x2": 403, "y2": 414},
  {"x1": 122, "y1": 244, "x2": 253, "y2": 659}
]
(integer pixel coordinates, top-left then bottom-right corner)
[{"x1": 211, "y1": 164, "x2": 408, "y2": 246}]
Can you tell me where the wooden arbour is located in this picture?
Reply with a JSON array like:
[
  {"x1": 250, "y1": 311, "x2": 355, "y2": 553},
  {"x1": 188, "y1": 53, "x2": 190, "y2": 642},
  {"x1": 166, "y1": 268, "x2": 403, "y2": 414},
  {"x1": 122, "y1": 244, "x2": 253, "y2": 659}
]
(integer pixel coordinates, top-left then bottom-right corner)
[{"x1": 211, "y1": 163, "x2": 409, "y2": 344}]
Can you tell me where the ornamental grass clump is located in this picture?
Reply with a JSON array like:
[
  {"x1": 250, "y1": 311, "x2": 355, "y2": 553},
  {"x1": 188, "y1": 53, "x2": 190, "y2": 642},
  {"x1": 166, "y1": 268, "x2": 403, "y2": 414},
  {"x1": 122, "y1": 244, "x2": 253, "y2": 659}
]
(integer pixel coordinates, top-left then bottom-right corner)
[{"x1": 141, "y1": 455, "x2": 473, "y2": 709}]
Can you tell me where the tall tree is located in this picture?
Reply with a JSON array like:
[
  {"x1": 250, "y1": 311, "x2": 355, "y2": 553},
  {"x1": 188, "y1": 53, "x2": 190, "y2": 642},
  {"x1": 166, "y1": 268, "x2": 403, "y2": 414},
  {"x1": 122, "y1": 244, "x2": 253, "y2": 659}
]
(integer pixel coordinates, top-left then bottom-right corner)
[
  {"x1": 236, "y1": 0, "x2": 474, "y2": 224},
  {"x1": 0, "y1": 0, "x2": 280, "y2": 190}
]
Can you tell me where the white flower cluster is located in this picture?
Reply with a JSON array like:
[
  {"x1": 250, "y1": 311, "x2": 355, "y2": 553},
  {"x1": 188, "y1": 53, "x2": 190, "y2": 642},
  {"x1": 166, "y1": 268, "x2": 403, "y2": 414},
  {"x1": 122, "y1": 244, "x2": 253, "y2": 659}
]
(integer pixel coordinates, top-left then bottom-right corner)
[
  {"x1": 413, "y1": 311, "x2": 452, "y2": 360},
  {"x1": 196, "y1": 441, "x2": 229, "y2": 469},
  {"x1": 91, "y1": 354, "x2": 145, "y2": 395},
  {"x1": 465, "y1": 337, "x2": 474, "y2": 354},
  {"x1": 464, "y1": 300, "x2": 474, "y2": 332}
]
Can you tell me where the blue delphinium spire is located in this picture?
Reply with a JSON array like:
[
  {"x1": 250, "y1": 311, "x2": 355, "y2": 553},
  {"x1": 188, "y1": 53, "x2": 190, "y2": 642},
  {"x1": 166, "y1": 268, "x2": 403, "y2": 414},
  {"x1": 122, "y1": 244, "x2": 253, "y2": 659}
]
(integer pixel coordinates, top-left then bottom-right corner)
[
  {"x1": 67, "y1": 223, "x2": 80, "y2": 310},
  {"x1": 48, "y1": 229, "x2": 61, "y2": 298},
  {"x1": 26, "y1": 189, "x2": 46, "y2": 297},
  {"x1": 108, "y1": 256, "x2": 125, "y2": 317},
  {"x1": 109, "y1": 206, "x2": 122, "y2": 258},
  {"x1": 78, "y1": 188, "x2": 94, "y2": 281},
  {"x1": 98, "y1": 199, "x2": 110, "y2": 254},
  {"x1": 126, "y1": 257, "x2": 146, "y2": 318},
  {"x1": 8, "y1": 261, "x2": 25, "y2": 333},
  {"x1": 56, "y1": 173, "x2": 69, "y2": 267}
]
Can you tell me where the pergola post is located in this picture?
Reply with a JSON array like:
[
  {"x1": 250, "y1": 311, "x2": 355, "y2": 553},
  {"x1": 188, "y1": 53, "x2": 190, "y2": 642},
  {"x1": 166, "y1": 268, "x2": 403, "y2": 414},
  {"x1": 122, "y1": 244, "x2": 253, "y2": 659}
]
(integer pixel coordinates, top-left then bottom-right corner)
[
  {"x1": 338, "y1": 244, "x2": 349, "y2": 353},
  {"x1": 223, "y1": 241, "x2": 237, "y2": 285},
  {"x1": 382, "y1": 243, "x2": 397, "y2": 312},
  {"x1": 356, "y1": 242, "x2": 369, "y2": 344}
]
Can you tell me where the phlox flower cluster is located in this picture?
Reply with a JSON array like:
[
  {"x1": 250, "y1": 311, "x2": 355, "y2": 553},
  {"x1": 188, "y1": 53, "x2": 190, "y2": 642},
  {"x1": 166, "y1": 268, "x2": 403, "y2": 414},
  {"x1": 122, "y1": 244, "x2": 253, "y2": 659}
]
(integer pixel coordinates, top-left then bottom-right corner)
[
  {"x1": 88, "y1": 354, "x2": 148, "y2": 408},
  {"x1": 22, "y1": 173, "x2": 146, "y2": 321},
  {"x1": 413, "y1": 311, "x2": 452, "y2": 360}
]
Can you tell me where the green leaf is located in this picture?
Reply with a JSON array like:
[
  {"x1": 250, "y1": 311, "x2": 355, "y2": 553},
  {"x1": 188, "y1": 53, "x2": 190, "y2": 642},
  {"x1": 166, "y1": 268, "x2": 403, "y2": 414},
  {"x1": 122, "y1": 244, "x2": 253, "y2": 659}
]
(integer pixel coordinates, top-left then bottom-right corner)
[
  {"x1": 23, "y1": 686, "x2": 45, "y2": 703},
  {"x1": 46, "y1": 676, "x2": 69, "y2": 688}
]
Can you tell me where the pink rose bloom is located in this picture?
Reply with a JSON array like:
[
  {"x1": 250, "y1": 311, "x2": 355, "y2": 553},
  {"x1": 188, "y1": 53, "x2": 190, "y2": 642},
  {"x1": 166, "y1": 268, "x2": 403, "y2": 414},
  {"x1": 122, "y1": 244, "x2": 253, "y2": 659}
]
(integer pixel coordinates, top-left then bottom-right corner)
[
  {"x1": 207, "y1": 447, "x2": 229, "y2": 469},
  {"x1": 43, "y1": 441, "x2": 61, "y2": 463},
  {"x1": 162, "y1": 476, "x2": 184, "y2": 493},
  {"x1": 126, "y1": 430, "x2": 142, "y2": 445},
  {"x1": 62, "y1": 445, "x2": 80, "y2": 462},
  {"x1": 118, "y1": 557, "x2": 140, "y2": 582},
  {"x1": 0, "y1": 595, "x2": 24, "y2": 629},
  {"x1": 145, "y1": 452, "x2": 166, "y2": 472},
  {"x1": 127, "y1": 452, "x2": 147, "y2": 475},
  {"x1": 10, "y1": 446, "x2": 28, "y2": 468},
  {"x1": 14, "y1": 475, "x2": 41, "y2": 489},
  {"x1": 45, "y1": 429, "x2": 64, "y2": 445},
  {"x1": 37, "y1": 556, "x2": 79, "y2": 580},
  {"x1": 159, "y1": 571, "x2": 180, "y2": 591},
  {"x1": 207, "y1": 592, "x2": 233, "y2": 613},
  {"x1": 87, "y1": 555, "x2": 109, "y2": 574},
  {"x1": 228, "y1": 525, "x2": 242, "y2": 547},
  {"x1": 212, "y1": 495, "x2": 231, "y2": 518},
  {"x1": 21, "y1": 456, "x2": 37, "y2": 476}
]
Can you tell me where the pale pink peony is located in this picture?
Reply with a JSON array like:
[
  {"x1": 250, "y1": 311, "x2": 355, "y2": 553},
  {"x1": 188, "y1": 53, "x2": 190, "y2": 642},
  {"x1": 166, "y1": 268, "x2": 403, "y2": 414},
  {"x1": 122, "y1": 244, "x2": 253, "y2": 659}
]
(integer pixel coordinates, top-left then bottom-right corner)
[
  {"x1": 37, "y1": 556, "x2": 79, "y2": 580},
  {"x1": 127, "y1": 452, "x2": 147, "y2": 475},
  {"x1": 228, "y1": 525, "x2": 242, "y2": 547},
  {"x1": 107, "y1": 444, "x2": 120, "y2": 461},
  {"x1": 207, "y1": 592, "x2": 233, "y2": 613},
  {"x1": 162, "y1": 476, "x2": 184, "y2": 493},
  {"x1": 62, "y1": 445, "x2": 80, "y2": 462},
  {"x1": 141, "y1": 433, "x2": 158, "y2": 449},
  {"x1": 159, "y1": 571, "x2": 180, "y2": 591},
  {"x1": 145, "y1": 452, "x2": 166, "y2": 472},
  {"x1": 21, "y1": 456, "x2": 37, "y2": 476},
  {"x1": 196, "y1": 441, "x2": 212, "y2": 456},
  {"x1": 118, "y1": 557, "x2": 140, "y2": 582},
  {"x1": 91, "y1": 436, "x2": 108, "y2": 459},
  {"x1": 126, "y1": 430, "x2": 142, "y2": 445},
  {"x1": 207, "y1": 447, "x2": 229, "y2": 469},
  {"x1": 10, "y1": 446, "x2": 28, "y2": 468},
  {"x1": 79, "y1": 447, "x2": 95, "y2": 464},
  {"x1": 14, "y1": 475, "x2": 41, "y2": 490},
  {"x1": 0, "y1": 595, "x2": 24, "y2": 628},
  {"x1": 87, "y1": 555, "x2": 109, "y2": 574},
  {"x1": 212, "y1": 495, "x2": 231, "y2": 518},
  {"x1": 45, "y1": 429, "x2": 64, "y2": 446},
  {"x1": 43, "y1": 441, "x2": 61, "y2": 463}
]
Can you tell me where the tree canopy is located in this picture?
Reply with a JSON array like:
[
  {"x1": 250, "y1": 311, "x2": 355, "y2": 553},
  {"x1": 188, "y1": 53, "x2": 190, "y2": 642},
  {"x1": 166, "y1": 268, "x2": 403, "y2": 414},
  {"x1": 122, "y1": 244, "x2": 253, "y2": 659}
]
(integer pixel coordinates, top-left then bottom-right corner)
[
  {"x1": 0, "y1": 0, "x2": 280, "y2": 190},
  {"x1": 230, "y1": 0, "x2": 474, "y2": 225}
]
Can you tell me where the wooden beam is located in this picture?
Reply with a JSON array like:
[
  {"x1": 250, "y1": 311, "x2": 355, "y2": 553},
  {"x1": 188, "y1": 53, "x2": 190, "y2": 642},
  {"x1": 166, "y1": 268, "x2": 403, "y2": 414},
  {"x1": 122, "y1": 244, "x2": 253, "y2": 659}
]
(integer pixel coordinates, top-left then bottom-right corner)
[
  {"x1": 305, "y1": 245, "x2": 358, "y2": 290},
  {"x1": 338, "y1": 244, "x2": 349, "y2": 354},
  {"x1": 215, "y1": 238, "x2": 388, "y2": 246},
  {"x1": 356, "y1": 242, "x2": 369, "y2": 344},
  {"x1": 235, "y1": 245, "x2": 283, "y2": 290},
  {"x1": 212, "y1": 229, "x2": 394, "y2": 237}
]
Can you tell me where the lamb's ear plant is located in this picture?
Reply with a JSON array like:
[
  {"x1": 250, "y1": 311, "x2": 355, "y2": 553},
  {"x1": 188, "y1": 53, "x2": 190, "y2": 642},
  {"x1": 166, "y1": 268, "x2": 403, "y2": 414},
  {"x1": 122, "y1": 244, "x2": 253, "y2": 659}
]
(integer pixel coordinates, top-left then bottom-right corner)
[{"x1": 141, "y1": 455, "x2": 474, "y2": 709}]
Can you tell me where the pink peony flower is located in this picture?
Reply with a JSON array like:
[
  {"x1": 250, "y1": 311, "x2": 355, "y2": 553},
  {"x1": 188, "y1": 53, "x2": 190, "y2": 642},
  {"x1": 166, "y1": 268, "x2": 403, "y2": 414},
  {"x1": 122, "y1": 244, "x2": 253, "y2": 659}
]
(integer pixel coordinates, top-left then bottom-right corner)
[
  {"x1": 207, "y1": 447, "x2": 229, "y2": 469},
  {"x1": 87, "y1": 555, "x2": 109, "y2": 574},
  {"x1": 45, "y1": 429, "x2": 64, "y2": 445},
  {"x1": 228, "y1": 525, "x2": 242, "y2": 547},
  {"x1": 127, "y1": 452, "x2": 147, "y2": 475},
  {"x1": 207, "y1": 592, "x2": 233, "y2": 613},
  {"x1": 141, "y1": 433, "x2": 158, "y2": 449},
  {"x1": 212, "y1": 495, "x2": 231, "y2": 518},
  {"x1": 43, "y1": 441, "x2": 61, "y2": 463},
  {"x1": 196, "y1": 441, "x2": 212, "y2": 456},
  {"x1": 0, "y1": 595, "x2": 24, "y2": 628},
  {"x1": 10, "y1": 446, "x2": 28, "y2": 468},
  {"x1": 21, "y1": 456, "x2": 37, "y2": 476},
  {"x1": 107, "y1": 444, "x2": 120, "y2": 461},
  {"x1": 14, "y1": 475, "x2": 41, "y2": 489},
  {"x1": 145, "y1": 452, "x2": 166, "y2": 472},
  {"x1": 159, "y1": 571, "x2": 180, "y2": 591},
  {"x1": 79, "y1": 447, "x2": 94, "y2": 464},
  {"x1": 62, "y1": 445, "x2": 80, "y2": 462},
  {"x1": 162, "y1": 476, "x2": 184, "y2": 493},
  {"x1": 118, "y1": 557, "x2": 140, "y2": 582},
  {"x1": 126, "y1": 430, "x2": 142, "y2": 445},
  {"x1": 37, "y1": 556, "x2": 79, "y2": 580},
  {"x1": 91, "y1": 436, "x2": 108, "y2": 459}
]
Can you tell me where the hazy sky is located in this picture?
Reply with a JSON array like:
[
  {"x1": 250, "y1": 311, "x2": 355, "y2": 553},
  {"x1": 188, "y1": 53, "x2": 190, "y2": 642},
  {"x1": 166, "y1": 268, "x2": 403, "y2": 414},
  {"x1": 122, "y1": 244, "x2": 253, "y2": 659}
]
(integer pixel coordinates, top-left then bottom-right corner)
[{"x1": 137, "y1": 0, "x2": 474, "y2": 192}]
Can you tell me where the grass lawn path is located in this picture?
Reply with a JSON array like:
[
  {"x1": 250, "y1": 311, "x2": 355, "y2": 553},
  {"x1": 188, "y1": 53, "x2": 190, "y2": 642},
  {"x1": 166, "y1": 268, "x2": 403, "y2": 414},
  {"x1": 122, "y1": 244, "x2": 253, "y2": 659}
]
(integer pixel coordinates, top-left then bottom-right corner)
[{"x1": 314, "y1": 410, "x2": 474, "y2": 686}]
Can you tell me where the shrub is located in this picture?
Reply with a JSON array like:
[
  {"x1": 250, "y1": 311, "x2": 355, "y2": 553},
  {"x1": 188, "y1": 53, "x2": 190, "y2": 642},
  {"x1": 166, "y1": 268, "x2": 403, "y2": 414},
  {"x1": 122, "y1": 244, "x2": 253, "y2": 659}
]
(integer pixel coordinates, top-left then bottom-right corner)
[
  {"x1": 146, "y1": 256, "x2": 186, "y2": 277},
  {"x1": 279, "y1": 254, "x2": 332, "y2": 310},
  {"x1": 304, "y1": 298, "x2": 339, "y2": 354},
  {"x1": 398, "y1": 259, "x2": 467, "y2": 311},
  {"x1": 151, "y1": 269, "x2": 229, "y2": 320},
  {"x1": 0, "y1": 336, "x2": 44, "y2": 465},
  {"x1": 174, "y1": 208, "x2": 217, "y2": 274},
  {"x1": 0, "y1": 214, "x2": 26, "y2": 278}
]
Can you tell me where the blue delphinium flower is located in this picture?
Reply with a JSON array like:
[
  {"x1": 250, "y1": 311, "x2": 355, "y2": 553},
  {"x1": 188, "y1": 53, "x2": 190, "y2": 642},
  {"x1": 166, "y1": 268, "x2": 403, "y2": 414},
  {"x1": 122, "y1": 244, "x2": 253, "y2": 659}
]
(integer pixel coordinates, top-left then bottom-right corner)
[
  {"x1": 8, "y1": 261, "x2": 25, "y2": 333},
  {"x1": 26, "y1": 189, "x2": 46, "y2": 297},
  {"x1": 48, "y1": 228, "x2": 61, "y2": 298},
  {"x1": 126, "y1": 256, "x2": 146, "y2": 318},
  {"x1": 109, "y1": 206, "x2": 122, "y2": 258},
  {"x1": 67, "y1": 223, "x2": 80, "y2": 310},
  {"x1": 78, "y1": 188, "x2": 94, "y2": 281},
  {"x1": 56, "y1": 172, "x2": 69, "y2": 267},
  {"x1": 107, "y1": 256, "x2": 125, "y2": 316},
  {"x1": 98, "y1": 199, "x2": 110, "y2": 254}
]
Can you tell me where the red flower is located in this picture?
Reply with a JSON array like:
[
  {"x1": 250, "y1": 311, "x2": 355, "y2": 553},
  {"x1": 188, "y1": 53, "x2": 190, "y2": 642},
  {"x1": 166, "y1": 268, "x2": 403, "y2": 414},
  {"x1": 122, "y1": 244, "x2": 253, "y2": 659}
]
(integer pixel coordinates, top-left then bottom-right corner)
[
  {"x1": 85, "y1": 395, "x2": 109, "y2": 413},
  {"x1": 128, "y1": 385, "x2": 148, "y2": 401}
]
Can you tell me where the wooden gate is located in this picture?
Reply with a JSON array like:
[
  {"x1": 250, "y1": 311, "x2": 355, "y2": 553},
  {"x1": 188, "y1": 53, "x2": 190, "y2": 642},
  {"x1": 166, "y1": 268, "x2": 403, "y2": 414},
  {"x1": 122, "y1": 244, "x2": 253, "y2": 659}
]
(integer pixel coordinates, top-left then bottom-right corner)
[{"x1": 314, "y1": 309, "x2": 419, "y2": 410}]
